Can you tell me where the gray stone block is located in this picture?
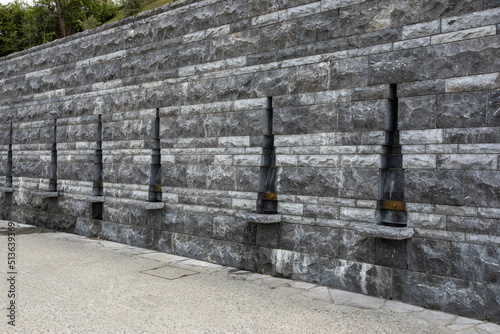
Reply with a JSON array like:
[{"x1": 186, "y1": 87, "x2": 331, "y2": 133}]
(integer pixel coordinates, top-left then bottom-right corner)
[
  {"x1": 213, "y1": 75, "x2": 253, "y2": 101},
  {"x1": 235, "y1": 166, "x2": 260, "y2": 192},
  {"x1": 436, "y1": 92, "x2": 488, "y2": 128},
  {"x1": 437, "y1": 153, "x2": 497, "y2": 170},
  {"x1": 368, "y1": 49, "x2": 423, "y2": 85},
  {"x1": 251, "y1": 69, "x2": 289, "y2": 97},
  {"x1": 162, "y1": 166, "x2": 187, "y2": 188},
  {"x1": 280, "y1": 223, "x2": 340, "y2": 257},
  {"x1": 339, "y1": 169, "x2": 379, "y2": 199},
  {"x1": 329, "y1": 57, "x2": 369, "y2": 89},
  {"x1": 213, "y1": 215, "x2": 255, "y2": 243},
  {"x1": 423, "y1": 35, "x2": 500, "y2": 79},
  {"x1": 338, "y1": 100, "x2": 387, "y2": 131},
  {"x1": 164, "y1": 210, "x2": 213, "y2": 238},
  {"x1": 214, "y1": 0, "x2": 249, "y2": 26},
  {"x1": 486, "y1": 284, "x2": 500, "y2": 323},
  {"x1": 443, "y1": 127, "x2": 500, "y2": 144},
  {"x1": 274, "y1": 106, "x2": 309, "y2": 135},
  {"x1": 157, "y1": 230, "x2": 173, "y2": 253},
  {"x1": 357, "y1": 28, "x2": 400, "y2": 48},
  {"x1": 489, "y1": 89, "x2": 500, "y2": 126},
  {"x1": 173, "y1": 233, "x2": 209, "y2": 261},
  {"x1": 402, "y1": 20, "x2": 440, "y2": 40},
  {"x1": 449, "y1": 242, "x2": 500, "y2": 283},
  {"x1": 405, "y1": 170, "x2": 464, "y2": 205},
  {"x1": 51, "y1": 213, "x2": 77, "y2": 232},
  {"x1": 207, "y1": 239, "x2": 260, "y2": 271},
  {"x1": 408, "y1": 237, "x2": 452, "y2": 276},
  {"x1": 268, "y1": 249, "x2": 319, "y2": 283},
  {"x1": 393, "y1": 269, "x2": 486, "y2": 319},
  {"x1": 75, "y1": 217, "x2": 102, "y2": 237},
  {"x1": 319, "y1": 257, "x2": 392, "y2": 298},
  {"x1": 374, "y1": 238, "x2": 407, "y2": 269},
  {"x1": 339, "y1": 230, "x2": 375, "y2": 263},
  {"x1": 420, "y1": 0, "x2": 482, "y2": 21},
  {"x1": 399, "y1": 96, "x2": 437, "y2": 130},
  {"x1": 296, "y1": 10, "x2": 340, "y2": 45},
  {"x1": 303, "y1": 204, "x2": 340, "y2": 219},
  {"x1": 259, "y1": 21, "x2": 297, "y2": 52},
  {"x1": 485, "y1": 0, "x2": 500, "y2": 8},
  {"x1": 463, "y1": 170, "x2": 500, "y2": 207},
  {"x1": 277, "y1": 167, "x2": 340, "y2": 197},
  {"x1": 447, "y1": 216, "x2": 499, "y2": 236},
  {"x1": 289, "y1": 63, "x2": 329, "y2": 94},
  {"x1": 255, "y1": 223, "x2": 279, "y2": 248}
]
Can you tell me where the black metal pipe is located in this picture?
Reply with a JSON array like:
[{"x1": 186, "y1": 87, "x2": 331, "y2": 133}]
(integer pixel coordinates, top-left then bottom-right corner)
[
  {"x1": 257, "y1": 97, "x2": 277, "y2": 214},
  {"x1": 5, "y1": 123, "x2": 13, "y2": 188},
  {"x1": 48, "y1": 119, "x2": 57, "y2": 192},
  {"x1": 378, "y1": 84, "x2": 407, "y2": 226},
  {"x1": 148, "y1": 108, "x2": 162, "y2": 202},
  {"x1": 93, "y1": 114, "x2": 103, "y2": 196}
]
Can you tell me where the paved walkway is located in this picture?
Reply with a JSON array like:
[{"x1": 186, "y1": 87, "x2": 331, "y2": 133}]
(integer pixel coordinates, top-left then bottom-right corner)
[{"x1": 1, "y1": 221, "x2": 499, "y2": 334}]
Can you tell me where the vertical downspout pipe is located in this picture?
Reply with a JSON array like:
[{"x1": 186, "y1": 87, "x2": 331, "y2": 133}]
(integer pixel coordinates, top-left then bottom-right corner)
[
  {"x1": 48, "y1": 119, "x2": 57, "y2": 192},
  {"x1": 5, "y1": 123, "x2": 13, "y2": 188},
  {"x1": 256, "y1": 97, "x2": 277, "y2": 214},
  {"x1": 93, "y1": 115, "x2": 103, "y2": 196},
  {"x1": 148, "y1": 108, "x2": 162, "y2": 202}
]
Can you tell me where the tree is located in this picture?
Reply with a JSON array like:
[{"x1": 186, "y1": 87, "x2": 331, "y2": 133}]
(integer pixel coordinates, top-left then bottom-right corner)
[
  {"x1": 54, "y1": 0, "x2": 67, "y2": 37},
  {"x1": 0, "y1": 0, "x2": 118, "y2": 57}
]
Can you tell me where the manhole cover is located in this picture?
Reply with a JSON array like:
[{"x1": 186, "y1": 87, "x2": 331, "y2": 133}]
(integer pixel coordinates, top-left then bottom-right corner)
[{"x1": 140, "y1": 265, "x2": 199, "y2": 280}]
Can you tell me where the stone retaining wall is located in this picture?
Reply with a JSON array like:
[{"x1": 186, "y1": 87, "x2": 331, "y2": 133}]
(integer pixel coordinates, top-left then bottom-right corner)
[{"x1": 1, "y1": 0, "x2": 500, "y2": 323}]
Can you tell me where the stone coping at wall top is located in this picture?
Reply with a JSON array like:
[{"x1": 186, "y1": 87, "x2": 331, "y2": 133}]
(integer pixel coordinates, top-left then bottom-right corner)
[
  {"x1": 234, "y1": 212, "x2": 282, "y2": 224},
  {"x1": 353, "y1": 223, "x2": 414, "y2": 240}
]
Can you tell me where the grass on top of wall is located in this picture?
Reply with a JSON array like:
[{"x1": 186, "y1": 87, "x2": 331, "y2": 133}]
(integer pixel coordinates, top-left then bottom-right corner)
[{"x1": 104, "y1": 0, "x2": 177, "y2": 25}]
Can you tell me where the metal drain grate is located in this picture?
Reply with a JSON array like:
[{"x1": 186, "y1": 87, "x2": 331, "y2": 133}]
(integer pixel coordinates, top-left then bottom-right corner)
[{"x1": 140, "y1": 265, "x2": 199, "y2": 280}]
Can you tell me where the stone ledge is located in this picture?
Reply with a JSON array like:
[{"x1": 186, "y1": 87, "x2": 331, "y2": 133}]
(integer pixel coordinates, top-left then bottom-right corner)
[
  {"x1": 234, "y1": 212, "x2": 282, "y2": 224},
  {"x1": 353, "y1": 223, "x2": 414, "y2": 240},
  {"x1": 0, "y1": 187, "x2": 13, "y2": 193}
]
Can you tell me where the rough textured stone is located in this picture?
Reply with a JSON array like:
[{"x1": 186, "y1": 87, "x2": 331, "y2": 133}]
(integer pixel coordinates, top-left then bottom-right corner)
[
  {"x1": 339, "y1": 230, "x2": 375, "y2": 263},
  {"x1": 393, "y1": 270, "x2": 486, "y2": 319},
  {"x1": 463, "y1": 171, "x2": 500, "y2": 208},
  {"x1": 368, "y1": 49, "x2": 423, "y2": 85},
  {"x1": 486, "y1": 284, "x2": 500, "y2": 323},
  {"x1": 408, "y1": 238, "x2": 452, "y2": 276},
  {"x1": 489, "y1": 89, "x2": 500, "y2": 126},
  {"x1": 399, "y1": 96, "x2": 437, "y2": 130},
  {"x1": 319, "y1": 257, "x2": 392, "y2": 298},
  {"x1": 405, "y1": 170, "x2": 464, "y2": 205},
  {"x1": 280, "y1": 223, "x2": 340, "y2": 257},
  {"x1": 277, "y1": 167, "x2": 340, "y2": 197},
  {"x1": 269, "y1": 249, "x2": 319, "y2": 283},
  {"x1": 436, "y1": 92, "x2": 488, "y2": 128}
]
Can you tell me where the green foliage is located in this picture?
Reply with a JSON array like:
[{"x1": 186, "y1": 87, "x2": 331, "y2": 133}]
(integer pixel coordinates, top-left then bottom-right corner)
[
  {"x1": 0, "y1": 0, "x2": 118, "y2": 57},
  {"x1": 0, "y1": 1, "x2": 29, "y2": 57},
  {"x1": 123, "y1": 0, "x2": 143, "y2": 17},
  {"x1": 62, "y1": 0, "x2": 118, "y2": 34},
  {"x1": 81, "y1": 14, "x2": 100, "y2": 30},
  {"x1": 0, "y1": 0, "x2": 179, "y2": 57}
]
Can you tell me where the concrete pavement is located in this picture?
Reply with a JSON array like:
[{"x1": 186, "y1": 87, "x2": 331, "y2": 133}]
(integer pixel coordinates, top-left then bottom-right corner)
[{"x1": 1, "y1": 221, "x2": 499, "y2": 334}]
